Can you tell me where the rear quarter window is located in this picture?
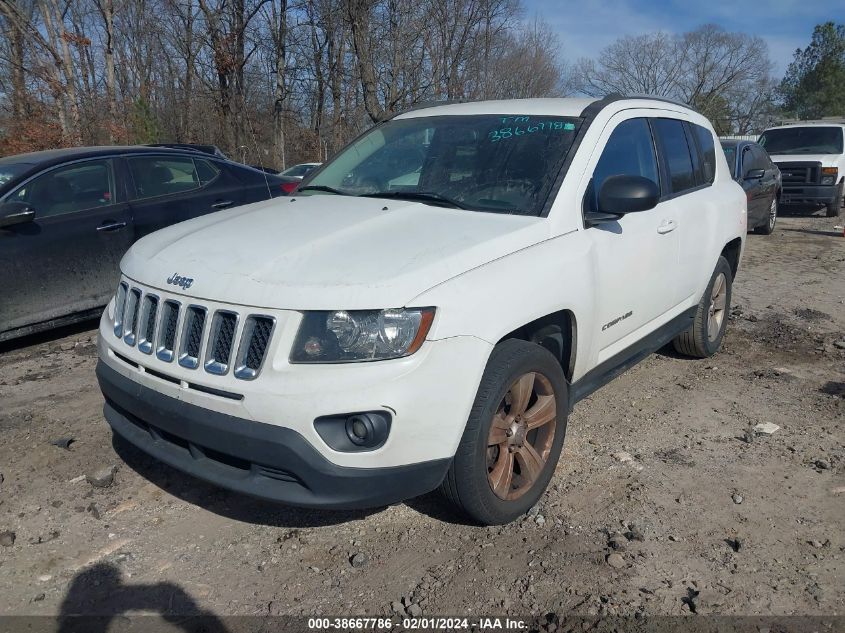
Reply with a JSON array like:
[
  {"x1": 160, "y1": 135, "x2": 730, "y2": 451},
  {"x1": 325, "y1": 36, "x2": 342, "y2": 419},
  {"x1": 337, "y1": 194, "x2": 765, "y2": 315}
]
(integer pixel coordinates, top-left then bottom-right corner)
[{"x1": 692, "y1": 125, "x2": 716, "y2": 184}]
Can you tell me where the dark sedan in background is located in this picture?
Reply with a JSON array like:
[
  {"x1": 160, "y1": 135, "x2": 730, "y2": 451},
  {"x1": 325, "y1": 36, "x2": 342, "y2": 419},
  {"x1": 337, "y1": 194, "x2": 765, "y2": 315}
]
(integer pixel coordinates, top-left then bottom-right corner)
[
  {"x1": 0, "y1": 145, "x2": 289, "y2": 342},
  {"x1": 721, "y1": 139, "x2": 781, "y2": 235}
]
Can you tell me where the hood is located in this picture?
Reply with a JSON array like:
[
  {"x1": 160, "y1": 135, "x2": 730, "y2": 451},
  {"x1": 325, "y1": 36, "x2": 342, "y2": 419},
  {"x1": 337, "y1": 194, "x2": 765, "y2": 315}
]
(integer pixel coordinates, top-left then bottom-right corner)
[
  {"x1": 121, "y1": 195, "x2": 551, "y2": 310},
  {"x1": 768, "y1": 153, "x2": 839, "y2": 166}
]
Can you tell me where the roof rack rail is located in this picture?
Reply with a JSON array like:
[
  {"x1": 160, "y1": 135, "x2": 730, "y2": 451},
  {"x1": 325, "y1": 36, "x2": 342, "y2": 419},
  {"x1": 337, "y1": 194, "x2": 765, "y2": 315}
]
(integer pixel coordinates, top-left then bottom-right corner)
[{"x1": 390, "y1": 99, "x2": 469, "y2": 119}]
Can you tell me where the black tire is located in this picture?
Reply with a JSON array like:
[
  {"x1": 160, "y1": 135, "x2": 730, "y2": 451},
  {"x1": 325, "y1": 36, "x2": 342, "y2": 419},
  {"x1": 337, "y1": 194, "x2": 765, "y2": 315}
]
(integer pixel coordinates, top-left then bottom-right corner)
[
  {"x1": 754, "y1": 196, "x2": 777, "y2": 235},
  {"x1": 440, "y1": 339, "x2": 568, "y2": 525},
  {"x1": 826, "y1": 184, "x2": 842, "y2": 217},
  {"x1": 673, "y1": 256, "x2": 732, "y2": 359}
]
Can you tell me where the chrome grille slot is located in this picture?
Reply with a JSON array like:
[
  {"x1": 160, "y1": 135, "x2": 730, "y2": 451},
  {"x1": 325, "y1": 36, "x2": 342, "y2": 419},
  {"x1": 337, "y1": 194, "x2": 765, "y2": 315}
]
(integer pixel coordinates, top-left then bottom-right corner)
[
  {"x1": 178, "y1": 306, "x2": 207, "y2": 369},
  {"x1": 234, "y1": 316, "x2": 275, "y2": 380},
  {"x1": 204, "y1": 311, "x2": 238, "y2": 375},
  {"x1": 123, "y1": 288, "x2": 142, "y2": 346},
  {"x1": 156, "y1": 300, "x2": 181, "y2": 362},
  {"x1": 137, "y1": 295, "x2": 159, "y2": 355},
  {"x1": 113, "y1": 282, "x2": 128, "y2": 338}
]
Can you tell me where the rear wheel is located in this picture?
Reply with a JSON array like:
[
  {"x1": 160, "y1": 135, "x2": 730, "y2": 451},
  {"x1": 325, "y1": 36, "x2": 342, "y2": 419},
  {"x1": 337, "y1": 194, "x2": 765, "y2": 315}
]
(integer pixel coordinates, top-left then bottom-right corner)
[
  {"x1": 754, "y1": 197, "x2": 777, "y2": 235},
  {"x1": 440, "y1": 339, "x2": 567, "y2": 525},
  {"x1": 673, "y1": 256, "x2": 732, "y2": 358}
]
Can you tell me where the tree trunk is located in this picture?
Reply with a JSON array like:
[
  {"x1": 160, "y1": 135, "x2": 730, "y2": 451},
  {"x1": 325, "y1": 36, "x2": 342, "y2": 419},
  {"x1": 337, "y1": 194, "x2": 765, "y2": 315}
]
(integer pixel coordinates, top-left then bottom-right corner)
[
  {"x1": 272, "y1": 0, "x2": 288, "y2": 169},
  {"x1": 9, "y1": 13, "x2": 26, "y2": 119}
]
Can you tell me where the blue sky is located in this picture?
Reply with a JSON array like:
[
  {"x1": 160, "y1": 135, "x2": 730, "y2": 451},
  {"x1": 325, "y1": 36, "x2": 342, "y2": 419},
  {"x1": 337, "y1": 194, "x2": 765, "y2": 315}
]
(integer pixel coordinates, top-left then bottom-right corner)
[{"x1": 523, "y1": 0, "x2": 840, "y2": 77}]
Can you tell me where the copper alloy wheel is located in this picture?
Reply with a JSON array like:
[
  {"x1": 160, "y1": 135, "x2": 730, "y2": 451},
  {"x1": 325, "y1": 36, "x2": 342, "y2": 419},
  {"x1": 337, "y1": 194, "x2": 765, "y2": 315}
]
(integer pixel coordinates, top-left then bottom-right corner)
[
  {"x1": 486, "y1": 372, "x2": 557, "y2": 500},
  {"x1": 707, "y1": 272, "x2": 727, "y2": 342}
]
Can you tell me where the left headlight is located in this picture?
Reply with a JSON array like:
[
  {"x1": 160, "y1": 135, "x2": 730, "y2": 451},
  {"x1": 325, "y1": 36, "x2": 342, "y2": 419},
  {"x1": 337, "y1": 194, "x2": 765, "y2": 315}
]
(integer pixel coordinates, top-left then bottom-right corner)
[
  {"x1": 821, "y1": 167, "x2": 838, "y2": 185},
  {"x1": 290, "y1": 307, "x2": 436, "y2": 363}
]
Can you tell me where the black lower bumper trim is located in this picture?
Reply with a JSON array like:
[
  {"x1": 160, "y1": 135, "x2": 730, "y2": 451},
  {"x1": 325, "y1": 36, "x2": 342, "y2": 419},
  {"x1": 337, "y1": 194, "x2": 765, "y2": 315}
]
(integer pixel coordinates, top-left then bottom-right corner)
[
  {"x1": 96, "y1": 360, "x2": 451, "y2": 509},
  {"x1": 780, "y1": 184, "x2": 837, "y2": 205}
]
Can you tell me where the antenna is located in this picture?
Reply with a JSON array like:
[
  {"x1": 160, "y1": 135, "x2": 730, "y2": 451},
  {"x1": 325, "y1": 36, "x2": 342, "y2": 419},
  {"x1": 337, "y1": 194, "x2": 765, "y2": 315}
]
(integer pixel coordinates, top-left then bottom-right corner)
[{"x1": 242, "y1": 107, "x2": 273, "y2": 200}]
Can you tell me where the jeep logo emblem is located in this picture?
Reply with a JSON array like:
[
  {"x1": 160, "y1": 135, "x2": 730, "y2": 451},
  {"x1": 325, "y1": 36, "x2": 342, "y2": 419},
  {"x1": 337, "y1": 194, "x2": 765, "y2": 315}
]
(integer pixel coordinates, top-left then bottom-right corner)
[{"x1": 166, "y1": 272, "x2": 194, "y2": 290}]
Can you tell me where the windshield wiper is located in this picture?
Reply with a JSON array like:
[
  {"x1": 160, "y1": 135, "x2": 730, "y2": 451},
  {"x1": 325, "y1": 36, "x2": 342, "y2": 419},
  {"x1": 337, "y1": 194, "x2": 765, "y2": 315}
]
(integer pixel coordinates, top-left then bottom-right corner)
[
  {"x1": 297, "y1": 184, "x2": 348, "y2": 195},
  {"x1": 360, "y1": 190, "x2": 467, "y2": 210}
]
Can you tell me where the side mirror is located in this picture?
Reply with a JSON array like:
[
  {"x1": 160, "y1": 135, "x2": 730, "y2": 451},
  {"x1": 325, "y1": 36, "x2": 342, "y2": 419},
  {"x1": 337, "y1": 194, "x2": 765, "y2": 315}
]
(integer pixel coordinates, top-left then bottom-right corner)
[
  {"x1": 745, "y1": 168, "x2": 765, "y2": 180},
  {"x1": 597, "y1": 174, "x2": 660, "y2": 215},
  {"x1": 0, "y1": 201, "x2": 36, "y2": 228}
]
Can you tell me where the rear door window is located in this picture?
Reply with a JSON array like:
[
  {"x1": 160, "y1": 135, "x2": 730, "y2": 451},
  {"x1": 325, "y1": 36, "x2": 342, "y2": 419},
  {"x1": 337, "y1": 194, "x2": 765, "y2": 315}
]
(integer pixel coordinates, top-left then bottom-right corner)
[
  {"x1": 653, "y1": 119, "x2": 696, "y2": 195},
  {"x1": 9, "y1": 159, "x2": 115, "y2": 218},
  {"x1": 128, "y1": 156, "x2": 201, "y2": 200}
]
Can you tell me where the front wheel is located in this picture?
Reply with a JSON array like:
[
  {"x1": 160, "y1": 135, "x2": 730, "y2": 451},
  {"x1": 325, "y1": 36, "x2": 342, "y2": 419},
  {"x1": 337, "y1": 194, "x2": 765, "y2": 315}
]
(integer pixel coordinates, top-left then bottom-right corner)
[
  {"x1": 826, "y1": 183, "x2": 843, "y2": 218},
  {"x1": 440, "y1": 339, "x2": 568, "y2": 525},
  {"x1": 673, "y1": 256, "x2": 733, "y2": 358},
  {"x1": 754, "y1": 197, "x2": 777, "y2": 235}
]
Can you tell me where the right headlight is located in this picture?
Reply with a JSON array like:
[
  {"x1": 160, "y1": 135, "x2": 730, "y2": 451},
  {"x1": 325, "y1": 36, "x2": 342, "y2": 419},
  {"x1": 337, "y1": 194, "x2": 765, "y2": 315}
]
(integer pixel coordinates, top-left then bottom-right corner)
[{"x1": 289, "y1": 307, "x2": 435, "y2": 363}]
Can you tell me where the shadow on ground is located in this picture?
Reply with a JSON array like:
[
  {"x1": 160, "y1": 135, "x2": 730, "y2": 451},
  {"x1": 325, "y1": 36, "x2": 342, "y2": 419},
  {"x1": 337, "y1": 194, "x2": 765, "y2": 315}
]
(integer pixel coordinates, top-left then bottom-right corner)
[{"x1": 57, "y1": 563, "x2": 228, "y2": 633}]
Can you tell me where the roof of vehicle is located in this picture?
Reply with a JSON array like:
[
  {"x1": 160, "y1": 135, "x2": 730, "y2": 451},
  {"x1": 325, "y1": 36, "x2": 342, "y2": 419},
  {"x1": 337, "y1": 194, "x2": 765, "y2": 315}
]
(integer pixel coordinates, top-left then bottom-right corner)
[
  {"x1": 0, "y1": 145, "x2": 217, "y2": 166},
  {"x1": 719, "y1": 139, "x2": 759, "y2": 147},
  {"x1": 0, "y1": 145, "x2": 280, "y2": 196},
  {"x1": 762, "y1": 122, "x2": 845, "y2": 131},
  {"x1": 146, "y1": 143, "x2": 227, "y2": 157},
  {"x1": 394, "y1": 95, "x2": 702, "y2": 120}
]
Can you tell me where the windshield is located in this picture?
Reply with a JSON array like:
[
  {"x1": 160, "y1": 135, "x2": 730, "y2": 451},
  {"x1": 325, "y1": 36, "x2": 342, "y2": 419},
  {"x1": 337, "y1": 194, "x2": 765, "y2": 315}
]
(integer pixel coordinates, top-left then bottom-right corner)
[
  {"x1": 758, "y1": 127, "x2": 844, "y2": 155},
  {"x1": 281, "y1": 164, "x2": 315, "y2": 177},
  {"x1": 0, "y1": 163, "x2": 32, "y2": 187},
  {"x1": 302, "y1": 114, "x2": 581, "y2": 215}
]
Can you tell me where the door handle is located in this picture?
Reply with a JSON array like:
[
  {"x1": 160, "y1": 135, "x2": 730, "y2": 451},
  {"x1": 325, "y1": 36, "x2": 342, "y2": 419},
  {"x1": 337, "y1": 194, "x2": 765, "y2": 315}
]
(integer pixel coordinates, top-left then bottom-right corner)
[
  {"x1": 97, "y1": 221, "x2": 127, "y2": 232},
  {"x1": 211, "y1": 200, "x2": 233, "y2": 210},
  {"x1": 657, "y1": 219, "x2": 677, "y2": 234}
]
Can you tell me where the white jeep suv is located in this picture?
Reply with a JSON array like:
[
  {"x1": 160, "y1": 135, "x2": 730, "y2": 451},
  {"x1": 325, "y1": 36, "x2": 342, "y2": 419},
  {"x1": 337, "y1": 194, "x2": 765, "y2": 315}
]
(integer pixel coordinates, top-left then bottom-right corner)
[{"x1": 96, "y1": 97, "x2": 746, "y2": 525}]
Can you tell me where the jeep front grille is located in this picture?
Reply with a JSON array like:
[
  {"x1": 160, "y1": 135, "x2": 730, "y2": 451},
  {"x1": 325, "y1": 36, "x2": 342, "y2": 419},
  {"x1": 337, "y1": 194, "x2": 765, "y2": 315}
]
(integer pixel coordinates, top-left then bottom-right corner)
[
  {"x1": 137, "y1": 295, "x2": 159, "y2": 354},
  {"x1": 111, "y1": 282, "x2": 276, "y2": 380},
  {"x1": 179, "y1": 306, "x2": 207, "y2": 369},
  {"x1": 204, "y1": 311, "x2": 238, "y2": 375},
  {"x1": 234, "y1": 316, "x2": 275, "y2": 380},
  {"x1": 156, "y1": 300, "x2": 180, "y2": 362},
  {"x1": 123, "y1": 288, "x2": 141, "y2": 346},
  {"x1": 113, "y1": 282, "x2": 128, "y2": 338}
]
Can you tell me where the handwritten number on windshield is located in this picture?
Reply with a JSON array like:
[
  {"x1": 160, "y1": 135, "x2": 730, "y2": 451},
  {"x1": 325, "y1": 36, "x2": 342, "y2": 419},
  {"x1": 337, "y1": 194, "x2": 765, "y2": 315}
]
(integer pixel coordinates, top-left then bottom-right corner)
[{"x1": 489, "y1": 120, "x2": 575, "y2": 142}]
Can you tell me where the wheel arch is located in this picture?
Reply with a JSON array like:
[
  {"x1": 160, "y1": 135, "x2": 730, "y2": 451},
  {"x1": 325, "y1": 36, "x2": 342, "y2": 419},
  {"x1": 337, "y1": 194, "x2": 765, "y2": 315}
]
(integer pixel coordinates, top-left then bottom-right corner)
[
  {"x1": 496, "y1": 309, "x2": 577, "y2": 383},
  {"x1": 721, "y1": 237, "x2": 742, "y2": 279}
]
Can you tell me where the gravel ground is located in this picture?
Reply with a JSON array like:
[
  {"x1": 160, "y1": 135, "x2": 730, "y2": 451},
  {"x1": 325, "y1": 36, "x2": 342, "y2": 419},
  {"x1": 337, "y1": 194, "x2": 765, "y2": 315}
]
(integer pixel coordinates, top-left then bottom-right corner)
[{"x1": 0, "y1": 209, "x2": 843, "y2": 622}]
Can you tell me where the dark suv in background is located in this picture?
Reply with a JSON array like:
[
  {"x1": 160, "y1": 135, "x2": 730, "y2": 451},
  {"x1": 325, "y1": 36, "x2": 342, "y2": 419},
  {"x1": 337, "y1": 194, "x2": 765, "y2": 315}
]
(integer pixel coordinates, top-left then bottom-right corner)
[
  {"x1": 0, "y1": 146, "x2": 288, "y2": 342},
  {"x1": 721, "y1": 139, "x2": 781, "y2": 234}
]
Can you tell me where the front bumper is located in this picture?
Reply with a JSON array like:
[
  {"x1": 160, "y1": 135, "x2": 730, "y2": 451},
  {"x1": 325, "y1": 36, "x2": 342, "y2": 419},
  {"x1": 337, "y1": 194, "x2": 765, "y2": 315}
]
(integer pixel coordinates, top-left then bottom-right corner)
[
  {"x1": 98, "y1": 360, "x2": 451, "y2": 508},
  {"x1": 780, "y1": 184, "x2": 838, "y2": 206}
]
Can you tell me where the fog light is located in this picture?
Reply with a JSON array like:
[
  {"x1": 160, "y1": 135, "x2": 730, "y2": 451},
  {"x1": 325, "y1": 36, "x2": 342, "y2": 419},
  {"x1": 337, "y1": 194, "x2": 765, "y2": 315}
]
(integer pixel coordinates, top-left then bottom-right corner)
[
  {"x1": 346, "y1": 415, "x2": 373, "y2": 445},
  {"x1": 314, "y1": 411, "x2": 392, "y2": 452}
]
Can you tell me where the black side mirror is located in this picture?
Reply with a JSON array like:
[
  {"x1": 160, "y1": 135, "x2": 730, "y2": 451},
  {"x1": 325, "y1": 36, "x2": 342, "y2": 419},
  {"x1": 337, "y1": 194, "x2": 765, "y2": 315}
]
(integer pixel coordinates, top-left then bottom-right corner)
[
  {"x1": 0, "y1": 201, "x2": 36, "y2": 228},
  {"x1": 590, "y1": 174, "x2": 660, "y2": 221},
  {"x1": 745, "y1": 168, "x2": 765, "y2": 180}
]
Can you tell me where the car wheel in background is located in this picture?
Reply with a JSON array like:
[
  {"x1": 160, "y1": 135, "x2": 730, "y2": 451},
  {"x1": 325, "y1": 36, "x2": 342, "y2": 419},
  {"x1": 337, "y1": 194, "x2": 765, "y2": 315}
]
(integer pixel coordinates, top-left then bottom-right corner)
[
  {"x1": 826, "y1": 183, "x2": 843, "y2": 217},
  {"x1": 754, "y1": 197, "x2": 777, "y2": 235},
  {"x1": 440, "y1": 339, "x2": 568, "y2": 525},
  {"x1": 673, "y1": 256, "x2": 733, "y2": 359}
]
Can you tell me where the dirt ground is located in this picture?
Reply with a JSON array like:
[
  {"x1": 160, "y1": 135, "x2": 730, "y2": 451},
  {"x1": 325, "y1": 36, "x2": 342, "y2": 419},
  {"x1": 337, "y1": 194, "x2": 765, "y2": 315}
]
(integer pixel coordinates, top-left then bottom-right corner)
[{"x1": 0, "y1": 208, "x2": 843, "y2": 624}]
